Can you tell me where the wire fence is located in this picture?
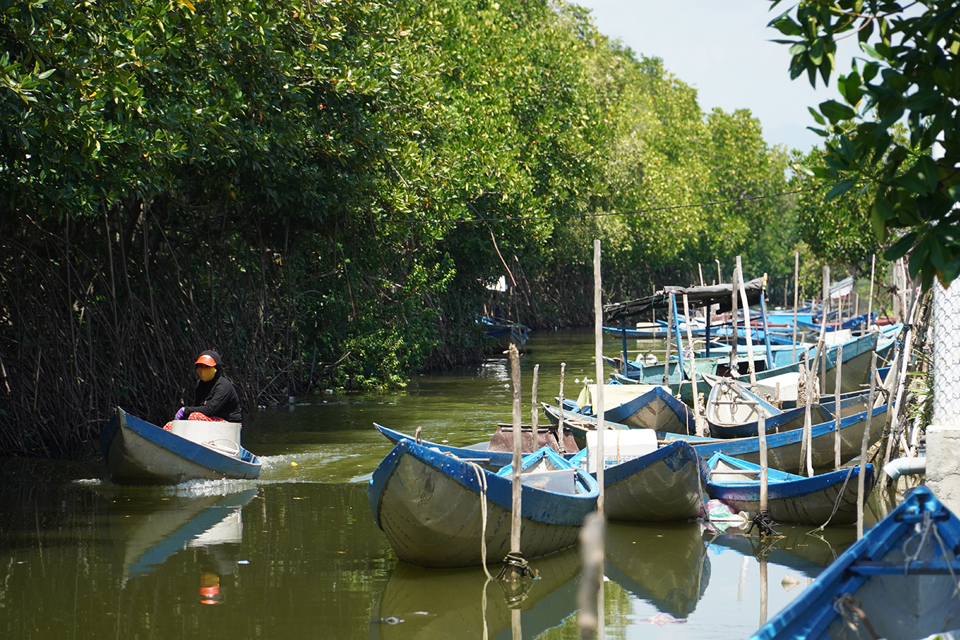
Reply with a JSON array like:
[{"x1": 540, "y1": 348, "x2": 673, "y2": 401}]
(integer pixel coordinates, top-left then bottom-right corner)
[{"x1": 931, "y1": 282, "x2": 960, "y2": 426}]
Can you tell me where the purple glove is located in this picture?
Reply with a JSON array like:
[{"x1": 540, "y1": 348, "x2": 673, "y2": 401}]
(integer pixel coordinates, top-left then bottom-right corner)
[{"x1": 174, "y1": 407, "x2": 185, "y2": 420}]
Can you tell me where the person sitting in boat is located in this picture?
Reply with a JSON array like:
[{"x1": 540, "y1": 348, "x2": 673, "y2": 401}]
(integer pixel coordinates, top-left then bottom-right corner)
[{"x1": 163, "y1": 351, "x2": 242, "y2": 430}]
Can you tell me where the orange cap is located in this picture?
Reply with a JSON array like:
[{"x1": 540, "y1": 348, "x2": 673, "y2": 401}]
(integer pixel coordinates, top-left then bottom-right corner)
[{"x1": 195, "y1": 354, "x2": 217, "y2": 367}]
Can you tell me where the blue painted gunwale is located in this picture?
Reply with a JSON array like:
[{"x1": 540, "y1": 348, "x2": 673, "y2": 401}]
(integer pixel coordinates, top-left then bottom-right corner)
[
  {"x1": 750, "y1": 485, "x2": 960, "y2": 640},
  {"x1": 367, "y1": 439, "x2": 599, "y2": 529},
  {"x1": 100, "y1": 407, "x2": 261, "y2": 483},
  {"x1": 567, "y1": 440, "x2": 709, "y2": 489},
  {"x1": 372, "y1": 423, "x2": 579, "y2": 469},
  {"x1": 705, "y1": 452, "x2": 874, "y2": 504}
]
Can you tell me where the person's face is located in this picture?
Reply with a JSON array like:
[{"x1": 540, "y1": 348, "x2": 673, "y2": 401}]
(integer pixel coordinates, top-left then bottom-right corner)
[{"x1": 196, "y1": 364, "x2": 216, "y2": 382}]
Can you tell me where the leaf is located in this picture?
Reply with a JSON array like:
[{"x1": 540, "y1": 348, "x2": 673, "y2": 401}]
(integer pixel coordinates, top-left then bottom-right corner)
[
  {"x1": 883, "y1": 232, "x2": 917, "y2": 261},
  {"x1": 807, "y1": 106, "x2": 825, "y2": 125},
  {"x1": 819, "y1": 100, "x2": 856, "y2": 123},
  {"x1": 824, "y1": 177, "x2": 858, "y2": 201}
]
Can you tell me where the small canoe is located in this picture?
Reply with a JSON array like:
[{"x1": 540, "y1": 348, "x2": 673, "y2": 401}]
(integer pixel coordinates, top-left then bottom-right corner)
[
  {"x1": 750, "y1": 485, "x2": 960, "y2": 640},
  {"x1": 545, "y1": 392, "x2": 889, "y2": 475},
  {"x1": 367, "y1": 440, "x2": 599, "y2": 568},
  {"x1": 377, "y1": 422, "x2": 705, "y2": 523},
  {"x1": 705, "y1": 452, "x2": 875, "y2": 526},
  {"x1": 705, "y1": 378, "x2": 813, "y2": 439},
  {"x1": 575, "y1": 384, "x2": 697, "y2": 435},
  {"x1": 100, "y1": 407, "x2": 261, "y2": 484}
]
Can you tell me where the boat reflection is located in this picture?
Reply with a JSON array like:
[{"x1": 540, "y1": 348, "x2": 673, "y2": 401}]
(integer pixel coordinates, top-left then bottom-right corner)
[
  {"x1": 705, "y1": 523, "x2": 857, "y2": 575},
  {"x1": 103, "y1": 487, "x2": 257, "y2": 593},
  {"x1": 372, "y1": 546, "x2": 581, "y2": 639},
  {"x1": 604, "y1": 521, "x2": 711, "y2": 618}
]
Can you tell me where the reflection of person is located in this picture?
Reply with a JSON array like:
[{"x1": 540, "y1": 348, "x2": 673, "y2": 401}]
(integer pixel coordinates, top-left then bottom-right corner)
[
  {"x1": 164, "y1": 351, "x2": 242, "y2": 430},
  {"x1": 197, "y1": 542, "x2": 240, "y2": 605}
]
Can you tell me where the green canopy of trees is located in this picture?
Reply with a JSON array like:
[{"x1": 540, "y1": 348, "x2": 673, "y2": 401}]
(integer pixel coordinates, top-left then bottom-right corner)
[{"x1": 2, "y1": 0, "x2": 812, "y2": 456}]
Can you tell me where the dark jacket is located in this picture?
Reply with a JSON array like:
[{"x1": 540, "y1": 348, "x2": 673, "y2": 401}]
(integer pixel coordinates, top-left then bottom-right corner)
[{"x1": 184, "y1": 351, "x2": 242, "y2": 422}]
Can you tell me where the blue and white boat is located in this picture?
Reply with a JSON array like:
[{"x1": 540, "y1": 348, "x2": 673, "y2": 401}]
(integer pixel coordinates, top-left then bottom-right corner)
[
  {"x1": 100, "y1": 407, "x2": 261, "y2": 484},
  {"x1": 751, "y1": 485, "x2": 960, "y2": 639},
  {"x1": 705, "y1": 452, "x2": 875, "y2": 526},
  {"x1": 368, "y1": 440, "x2": 599, "y2": 568}
]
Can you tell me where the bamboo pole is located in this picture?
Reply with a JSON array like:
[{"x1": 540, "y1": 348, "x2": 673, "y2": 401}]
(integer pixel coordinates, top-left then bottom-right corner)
[
  {"x1": 834, "y1": 343, "x2": 843, "y2": 470},
  {"x1": 683, "y1": 294, "x2": 705, "y2": 437},
  {"x1": 792, "y1": 251, "x2": 799, "y2": 364},
  {"x1": 758, "y1": 409, "x2": 769, "y2": 514},
  {"x1": 867, "y1": 254, "x2": 875, "y2": 333},
  {"x1": 593, "y1": 239, "x2": 605, "y2": 514},
  {"x1": 508, "y1": 344, "x2": 523, "y2": 557},
  {"x1": 663, "y1": 289, "x2": 673, "y2": 386},
  {"x1": 858, "y1": 351, "x2": 878, "y2": 539},
  {"x1": 558, "y1": 362, "x2": 566, "y2": 453},
  {"x1": 759, "y1": 559, "x2": 769, "y2": 627},
  {"x1": 729, "y1": 262, "x2": 739, "y2": 376},
  {"x1": 531, "y1": 364, "x2": 539, "y2": 433},
  {"x1": 736, "y1": 257, "x2": 757, "y2": 388}
]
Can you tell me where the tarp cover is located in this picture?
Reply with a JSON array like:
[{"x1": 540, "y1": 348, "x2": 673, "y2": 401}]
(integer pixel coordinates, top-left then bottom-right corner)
[{"x1": 604, "y1": 277, "x2": 766, "y2": 322}]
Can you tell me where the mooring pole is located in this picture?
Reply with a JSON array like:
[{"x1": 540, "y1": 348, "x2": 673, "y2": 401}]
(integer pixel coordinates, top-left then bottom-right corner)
[
  {"x1": 833, "y1": 344, "x2": 843, "y2": 470},
  {"x1": 857, "y1": 351, "x2": 878, "y2": 539},
  {"x1": 792, "y1": 251, "x2": 799, "y2": 364},
  {"x1": 593, "y1": 239, "x2": 605, "y2": 515}
]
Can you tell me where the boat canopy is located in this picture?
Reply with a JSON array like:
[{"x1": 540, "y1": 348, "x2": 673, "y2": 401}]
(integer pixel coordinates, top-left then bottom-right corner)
[{"x1": 604, "y1": 277, "x2": 766, "y2": 323}]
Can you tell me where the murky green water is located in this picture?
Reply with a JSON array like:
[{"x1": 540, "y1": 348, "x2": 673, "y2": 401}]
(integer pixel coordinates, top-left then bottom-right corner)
[{"x1": 0, "y1": 329, "x2": 893, "y2": 639}]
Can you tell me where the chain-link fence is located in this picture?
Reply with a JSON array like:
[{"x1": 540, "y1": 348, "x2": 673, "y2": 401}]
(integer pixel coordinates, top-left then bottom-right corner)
[{"x1": 932, "y1": 282, "x2": 960, "y2": 426}]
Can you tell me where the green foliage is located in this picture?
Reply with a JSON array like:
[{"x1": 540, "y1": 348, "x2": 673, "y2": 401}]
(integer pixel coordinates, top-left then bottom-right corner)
[
  {"x1": 768, "y1": 0, "x2": 960, "y2": 289},
  {"x1": 0, "y1": 0, "x2": 806, "y2": 454}
]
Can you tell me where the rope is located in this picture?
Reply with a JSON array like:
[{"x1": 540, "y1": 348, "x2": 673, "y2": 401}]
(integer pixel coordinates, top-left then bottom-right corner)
[
  {"x1": 834, "y1": 594, "x2": 881, "y2": 639},
  {"x1": 469, "y1": 461, "x2": 494, "y2": 581},
  {"x1": 809, "y1": 466, "x2": 856, "y2": 533},
  {"x1": 202, "y1": 439, "x2": 241, "y2": 457}
]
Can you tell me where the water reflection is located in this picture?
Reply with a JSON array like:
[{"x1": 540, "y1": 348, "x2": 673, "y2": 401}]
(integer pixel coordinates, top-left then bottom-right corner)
[
  {"x1": 705, "y1": 523, "x2": 856, "y2": 574},
  {"x1": 604, "y1": 521, "x2": 711, "y2": 618},
  {"x1": 103, "y1": 487, "x2": 257, "y2": 599},
  {"x1": 372, "y1": 547, "x2": 581, "y2": 639}
]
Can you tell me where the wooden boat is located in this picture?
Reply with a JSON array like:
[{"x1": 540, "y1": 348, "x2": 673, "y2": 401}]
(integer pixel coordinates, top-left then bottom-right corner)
[
  {"x1": 367, "y1": 440, "x2": 599, "y2": 568},
  {"x1": 377, "y1": 423, "x2": 700, "y2": 523},
  {"x1": 750, "y1": 485, "x2": 960, "y2": 640},
  {"x1": 605, "y1": 521, "x2": 711, "y2": 618},
  {"x1": 100, "y1": 407, "x2": 261, "y2": 484},
  {"x1": 573, "y1": 384, "x2": 696, "y2": 435},
  {"x1": 705, "y1": 377, "x2": 815, "y2": 438},
  {"x1": 543, "y1": 393, "x2": 888, "y2": 475},
  {"x1": 704, "y1": 452, "x2": 875, "y2": 526},
  {"x1": 693, "y1": 393, "x2": 889, "y2": 474},
  {"x1": 480, "y1": 315, "x2": 530, "y2": 348},
  {"x1": 571, "y1": 429, "x2": 708, "y2": 522},
  {"x1": 373, "y1": 422, "x2": 578, "y2": 470}
]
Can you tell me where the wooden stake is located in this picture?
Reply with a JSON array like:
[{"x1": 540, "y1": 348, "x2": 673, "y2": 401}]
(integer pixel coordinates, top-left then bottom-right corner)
[
  {"x1": 683, "y1": 294, "x2": 705, "y2": 437},
  {"x1": 593, "y1": 239, "x2": 605, "y2": 514},
  {"x1": 792, "y1": 251, "x2": 799, "y2": 364},
  {"x1": 508, "y1": 344, "x2": 522, "y2": 556},
  {"x1": 531, "y1": 364, "x2": 539, "y2": 432},
  {"x1": 729, "y1": 262, "x2": 739, "y2": 376},
  {"x1": 558, "y1": 362, "x2": 566, "y2": 453},
  {"x1": 663, "y1": 288, "x2": 673, "y2": 386},
  {"x1": 858, "y1": 351, "x2": 878, "y2": 539},
  {"x1": 867, "y1": 254, "x2": 876, "y2": 333},
  {"x1": 834, "y1": 343, "x2": 843, "y2": 470},
  {"x1": 736, "y1": 257, "x2": 757, "y2": 388}
]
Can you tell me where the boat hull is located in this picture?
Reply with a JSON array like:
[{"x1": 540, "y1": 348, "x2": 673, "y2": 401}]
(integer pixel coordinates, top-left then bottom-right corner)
[
  {"x1": 705, "y1": 454, "x2": 876, "y2": 526},
  {"x1": 368, "y1": 439, "x2": 598, "y2": 568},
  {"x1": 602, "y1": 441, "x2": 707, "y2": 522},
  {"x1": 100, "y1": 407, "x2": 261, "y2": 484},
  {"x1": 751, "y1": 486, "x2": 960, "y2": 640}
]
